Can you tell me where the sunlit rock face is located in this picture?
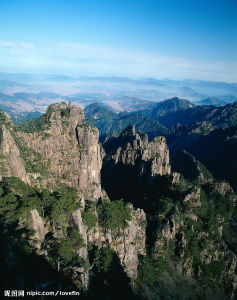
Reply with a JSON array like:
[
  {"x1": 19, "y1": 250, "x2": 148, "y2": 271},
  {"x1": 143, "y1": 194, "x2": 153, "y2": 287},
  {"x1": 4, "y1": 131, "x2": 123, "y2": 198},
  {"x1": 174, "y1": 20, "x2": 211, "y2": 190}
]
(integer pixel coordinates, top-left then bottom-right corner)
[
  {"x1": 112, "y1": 125, "x2": 171, "y2": 176},
  {"x1": 2, "y1": 103, "x2": 103, "y2": 200},
  {"x1": 0, "y1": 123, "x2": 30, "y2": 184}
]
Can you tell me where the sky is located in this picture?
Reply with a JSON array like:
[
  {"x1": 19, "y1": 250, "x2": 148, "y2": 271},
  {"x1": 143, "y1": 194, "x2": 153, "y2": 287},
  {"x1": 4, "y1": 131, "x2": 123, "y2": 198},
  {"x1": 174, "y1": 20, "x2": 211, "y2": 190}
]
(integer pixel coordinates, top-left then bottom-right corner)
[{"x1": 0, "y1": 0, "x2": 236, "y2": 82}]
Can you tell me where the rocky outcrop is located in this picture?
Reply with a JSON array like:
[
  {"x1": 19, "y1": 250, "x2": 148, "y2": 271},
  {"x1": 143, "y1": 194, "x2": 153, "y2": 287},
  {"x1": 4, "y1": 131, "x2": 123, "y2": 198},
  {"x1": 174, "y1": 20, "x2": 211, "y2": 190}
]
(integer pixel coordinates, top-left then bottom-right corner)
[
  {"x1": 112, "y1": 125, "x2": 171, "y2": 177},
  {"x1": 29, "y1": 203, "x2": 146, "y2": 288},
  {"x1": 72, "y1": 209, "x2": 88, "y2": 262},
  {"x1": 151, "y1": 175, "x2": 237, "y2": 299},
  {"x1": 12, "y1": 103, "x2": 102, "y2": 200},
  {"x1": 0, "y1": 125, "x2": 30, "y2": 183},
  {"x1": 102, "y1": 125, "x2": 171, "y2": 200},
  {"x1": 30, "y1": 209, "x2": 48, "y2": 247},
  {"x1": 87, "y1": 204, "x2": 146, "y2": 280},
  {"x1": 71, "y1": 204, "x2": 146, "y2": 282}
]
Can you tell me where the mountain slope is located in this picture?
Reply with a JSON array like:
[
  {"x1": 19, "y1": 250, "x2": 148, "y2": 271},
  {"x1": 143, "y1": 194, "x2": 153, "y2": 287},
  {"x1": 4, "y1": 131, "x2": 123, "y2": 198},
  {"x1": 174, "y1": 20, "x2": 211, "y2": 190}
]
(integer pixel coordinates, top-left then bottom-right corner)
[
  {"x1": 158, "y1": 101, "x2": 237, "y2": 129},
  {"x1": 139, "y1": 97, "x2": 194, "y2": 119},
  {"x1": 84, "y1": 103, "x2": 169, "y2": 141},
  {"x1": 168, "y1": 124, "x2": 237, "y2": 190}
]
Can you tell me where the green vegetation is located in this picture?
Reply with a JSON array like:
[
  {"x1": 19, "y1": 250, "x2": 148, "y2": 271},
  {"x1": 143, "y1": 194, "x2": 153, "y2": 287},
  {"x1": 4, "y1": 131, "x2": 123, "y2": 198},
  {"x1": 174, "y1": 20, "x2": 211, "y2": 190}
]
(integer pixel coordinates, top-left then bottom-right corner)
[
  {"x1": 42, "y1": 132, "x2": 52, "y2": 140},
  {"x1": 15, "y1": 113, "x2": 51, "y2": 133},
  {"x1": 89, "y1": 247, "x2": 115, "y2": 273},
  {"x1": 132, "y1": 168, "x2": 236, "y2": 300},
  {"x1": 82, "y1": 211, "x2": 96, "y2": 230},
  {"x1": 11, "y1": 131, "x2": 50, "y2": 175},
  {"x1": 57, "y1": 228, "x2": 84, "y2": 265},
  {"x1": 0, "y1": 176, "x2": 85, "y2": 279},
  {"x1": 82, "y1": 203, "x2": 97, "y2": 230},
  {"x1": 60, "y1": 108, "x2": 70, "y2": 118},
  {"x1": 0, "y1": 177, "x2": 42, "y2": 222},
  {"x1": 157, "y1": 197, "x2": 173, "y2": 214},
  {"x1": 50, "y1": 185, "x2": 81, "y2": 233},
  {"x1": 137, "y1": 254, "x2": 157, "y2": 287},
  {"x1": 87, "y1": 245, "x2": 136, "y2": 299},
  {"x1": 0, "y1": 153, "x2": 8, "y2": 175},
  {"x1": 97, "y1": 199, "x2": 131, "y2": 232},
  {"x1": 196, "y1": 183, "x2": 236, "y2": 240},
  {"x1": 0, "y1": 109, "x2": 6, "y2": 126},
  {"x1": 200, "y1": 260, "x2": 224, "y2": 287},
  {"x1": 0, "y1": 177, "x2": 81, "y2": 226}
]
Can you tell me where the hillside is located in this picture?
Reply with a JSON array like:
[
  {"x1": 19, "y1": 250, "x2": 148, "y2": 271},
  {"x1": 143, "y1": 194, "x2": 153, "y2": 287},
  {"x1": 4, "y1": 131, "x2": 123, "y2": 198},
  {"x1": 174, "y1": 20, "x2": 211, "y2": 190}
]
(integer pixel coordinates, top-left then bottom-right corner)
[
  {"x1": 168, "y1": 125, "x2": 237, "y2": 190},
  {"x1": 84, "y1": 103, "x2": 169, "y2": 141},
  {"x1": 0, "y1": 103, "x2": 236, "y2": 300},
  {"x1": 157, "y1": 101, "x2": 237, "y2": 129},
  {"x1": 85, "y1": 98, "x2": 195, "y2": 140}
]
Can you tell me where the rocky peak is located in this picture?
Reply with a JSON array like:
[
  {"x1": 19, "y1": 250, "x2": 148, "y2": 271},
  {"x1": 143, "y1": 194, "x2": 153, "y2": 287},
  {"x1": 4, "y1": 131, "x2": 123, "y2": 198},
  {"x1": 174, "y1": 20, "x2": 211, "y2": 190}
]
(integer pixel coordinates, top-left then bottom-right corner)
[
  {"x1": 0, "y1": 103, "x2": 103, "y2": 201},
  {"x1": 115, "y1": 124, "x2": 148, "y2": 153},
  {"x1": 46, "y1": 102, "x2": 84, "y2": 130},
  {"x1": 102, "y1": 125, "x2": 171, "y2": 201},
  {"x1": 112, "y1": 125, "x2": 171, "y2": 176}
]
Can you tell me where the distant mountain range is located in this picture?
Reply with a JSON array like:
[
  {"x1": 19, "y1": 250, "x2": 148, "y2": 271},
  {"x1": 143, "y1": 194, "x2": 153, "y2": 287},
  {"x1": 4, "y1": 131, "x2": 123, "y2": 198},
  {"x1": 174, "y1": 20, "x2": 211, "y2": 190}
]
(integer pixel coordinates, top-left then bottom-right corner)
[
  {"x1": 85, "y1": 97, "x2": 237, "y2": 137},
  {"x1": 194, "y1": 96, "x2": 230, "y2": 106},
  {"x1": 0, "y1": 72, "x2": 237, "y2": 115},
  {"x1": 156, "y1": 101, "x2": 237, "y2": 128}
]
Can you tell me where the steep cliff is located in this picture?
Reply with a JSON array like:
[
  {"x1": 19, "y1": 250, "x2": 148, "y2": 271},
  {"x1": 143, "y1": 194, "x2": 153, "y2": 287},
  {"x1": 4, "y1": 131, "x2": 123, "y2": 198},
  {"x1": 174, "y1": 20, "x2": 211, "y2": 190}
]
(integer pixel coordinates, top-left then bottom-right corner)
[
  {"x1": 0, "y1": 114, "x2": 30, "y2": 183},
  {"x1": 0, "y1": 103, "x2": 102, "y2": 201},
  {"x1": 20, "y1": 190, "x2": 146, "y2": 293},
  {"x1": 0, "y1": 106, "x2": 147, "y2": 298},
  {"x1": 70, "y1": 203, "x2": 146, "y2": 283}
]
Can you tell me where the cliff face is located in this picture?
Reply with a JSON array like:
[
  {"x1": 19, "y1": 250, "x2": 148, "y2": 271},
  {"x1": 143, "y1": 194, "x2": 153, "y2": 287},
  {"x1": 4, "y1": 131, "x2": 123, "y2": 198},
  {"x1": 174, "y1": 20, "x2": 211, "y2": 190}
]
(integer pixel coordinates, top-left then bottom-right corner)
[
  {"x1": 101, "y1": 124, "x2": 237, "y2": 299},
  {"x1": 28, "y1": 202, "x2": 146, "y2": 288},
  {"x1": 0, "y1": 105, "x2": 147, "y2": 290},
  {"x1": 71, "y1": 204, "x2": 146, "y2": 281},
  {"x1": 0, "y1": 124, "x2": 30, "y2": 184},
  {"x1": 0, "y1": 103, "x2": 102, "y2": 200}
]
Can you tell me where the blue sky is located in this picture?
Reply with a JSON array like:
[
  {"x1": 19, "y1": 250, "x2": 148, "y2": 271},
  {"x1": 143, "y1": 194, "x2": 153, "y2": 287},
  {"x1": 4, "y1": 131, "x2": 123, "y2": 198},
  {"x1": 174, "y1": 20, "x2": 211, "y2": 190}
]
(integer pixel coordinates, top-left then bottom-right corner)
[{"x1": 0, "y1": 0, "x2": 236, "y2": 81}]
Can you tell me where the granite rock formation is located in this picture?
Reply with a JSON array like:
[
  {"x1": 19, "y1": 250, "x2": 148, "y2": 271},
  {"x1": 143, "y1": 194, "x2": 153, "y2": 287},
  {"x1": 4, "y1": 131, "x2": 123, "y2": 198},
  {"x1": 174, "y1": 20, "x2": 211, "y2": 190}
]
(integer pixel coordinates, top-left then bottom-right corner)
[{"x1": 0, "y1": 103, "x2": 102, "y2": 200}]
